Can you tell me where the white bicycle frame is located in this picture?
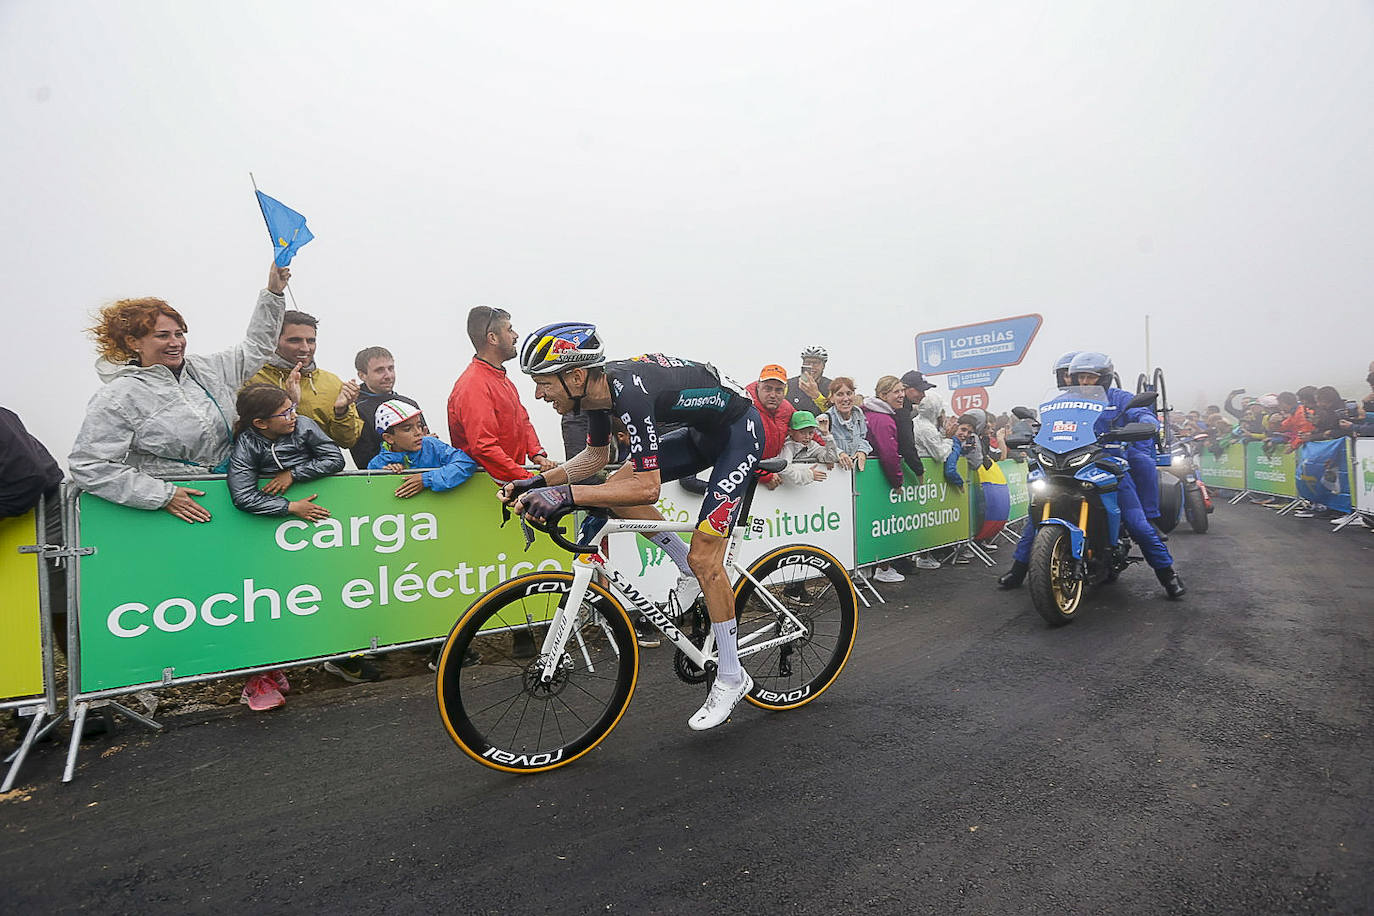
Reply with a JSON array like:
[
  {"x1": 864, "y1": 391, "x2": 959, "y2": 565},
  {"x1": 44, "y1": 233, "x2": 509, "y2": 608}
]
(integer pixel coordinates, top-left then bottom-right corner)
[{"x1": 533, "y1": 517, "x2": 813, "y2": 686}]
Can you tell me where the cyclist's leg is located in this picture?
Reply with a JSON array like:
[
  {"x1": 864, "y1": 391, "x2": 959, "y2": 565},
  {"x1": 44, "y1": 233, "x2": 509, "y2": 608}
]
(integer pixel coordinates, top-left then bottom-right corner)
[
  {"x1": 687, "y1": 413, "x2": 761, "y2": 629},
  {"x1": 684, "y1": 409, "x2": 764, "y2": 729},
  {"x1": 614, "y1": 429, "x2": 713, "y2": 587}
]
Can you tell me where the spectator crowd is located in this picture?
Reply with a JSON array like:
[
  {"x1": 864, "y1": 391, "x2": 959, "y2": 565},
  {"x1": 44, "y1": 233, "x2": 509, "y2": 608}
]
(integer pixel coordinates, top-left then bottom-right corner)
[
  {"x1": 6, "y1": 261, "x2": 1371, "y2": 711},
  {"x1": 1176, "y1": 371, "x2": 1374, "y2": 455}
]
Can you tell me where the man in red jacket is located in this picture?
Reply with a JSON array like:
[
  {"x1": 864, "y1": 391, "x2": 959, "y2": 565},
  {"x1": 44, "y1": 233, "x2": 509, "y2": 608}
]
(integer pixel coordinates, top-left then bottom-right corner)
[
  {"x1": 745, "y1": 363, "x2": 795, "y2": 490},
  {"x1": 447, "y1": 306, "x2": 556, "y2": 483}
]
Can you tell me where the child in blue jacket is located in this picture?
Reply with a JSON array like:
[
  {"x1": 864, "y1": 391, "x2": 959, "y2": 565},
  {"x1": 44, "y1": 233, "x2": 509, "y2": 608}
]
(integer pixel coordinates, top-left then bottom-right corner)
[{"x1": 368, "y1": 400, "x2": 478, "y2": 498}]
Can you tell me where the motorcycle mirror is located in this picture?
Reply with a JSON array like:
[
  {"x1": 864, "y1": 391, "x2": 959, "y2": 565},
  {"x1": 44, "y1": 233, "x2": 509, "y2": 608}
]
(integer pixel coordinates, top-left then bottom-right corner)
[
  {"x1": 1011, "y1": 406, "x2": 1036, "y2": 420},
  {"x1": 1127, "y1": 391, "x2": 1158, "y2": 410},
  {"x1": 1005, "y1": 435, "x2": 1033, "y2": 449}
]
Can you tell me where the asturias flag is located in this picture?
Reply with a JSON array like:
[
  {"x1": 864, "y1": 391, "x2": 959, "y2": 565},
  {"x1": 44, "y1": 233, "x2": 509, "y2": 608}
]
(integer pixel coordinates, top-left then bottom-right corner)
[{"x1": 255, "y1": 190, "x2": 315, "y2": 266}]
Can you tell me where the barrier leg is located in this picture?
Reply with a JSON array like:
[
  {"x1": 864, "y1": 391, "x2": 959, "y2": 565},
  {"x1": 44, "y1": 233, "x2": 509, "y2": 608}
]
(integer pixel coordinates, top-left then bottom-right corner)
[
  {"x1": 850, "y1": 568, "x2": 884, "y2": 606},
  {"x1": 62, "y1": 703, "x2": 88, "y2": 784},
  {"x1": 961, "y1": 538, "x2": 994, "y2": 565},
  {"x1": 2, "y1": 709, "x2": 47, "y2": 792},
  {"x1": 1274, "y1": 498, "x2": 1303, "y2": 516},
  {"x1": 1229, "y1": 489, "x2": 1251, "y2": 505},
  {"x1": 1330, "y1": 512, "x2": 1363, "y2": 533},
  {"x1": 3, "y1": 708, "x2": 65, "y2": 765},
  {"x1": 107, "y1": 700, "x2": 163, "y2": 731}
]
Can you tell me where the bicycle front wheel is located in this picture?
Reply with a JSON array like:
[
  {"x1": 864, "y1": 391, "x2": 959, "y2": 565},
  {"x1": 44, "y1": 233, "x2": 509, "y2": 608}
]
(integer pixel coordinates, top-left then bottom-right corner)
[
  {"x1": 734, "y1": 545, "x2": 858, "y2": 711},
  {"x1": 436, "y1": 571, "x2": 638, "y2": 773}
]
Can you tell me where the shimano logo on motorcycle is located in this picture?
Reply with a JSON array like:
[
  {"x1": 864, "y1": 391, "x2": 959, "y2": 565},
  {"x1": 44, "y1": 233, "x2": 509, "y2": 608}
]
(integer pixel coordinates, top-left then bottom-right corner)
[
  {"x1": 1043, "y1": 401, "x2": 1104, "y2": 413},
  {"x1": 756, "y1": 685, "x2": 810, "y2": 704},
  {"x1": 483, "y1": 747, "x2": 565, "y2": 768}
]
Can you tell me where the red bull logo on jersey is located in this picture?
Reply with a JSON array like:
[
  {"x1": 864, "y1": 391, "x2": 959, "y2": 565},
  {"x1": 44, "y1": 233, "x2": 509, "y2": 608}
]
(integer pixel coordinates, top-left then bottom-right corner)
[{"x1": 701, "y1": 496, "x2": 741, "y2": 536}]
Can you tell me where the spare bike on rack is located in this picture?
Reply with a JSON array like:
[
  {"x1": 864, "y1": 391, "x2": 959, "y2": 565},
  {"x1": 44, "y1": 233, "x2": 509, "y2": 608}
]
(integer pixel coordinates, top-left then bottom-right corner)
[{"x1": 434, "y1": 458, "x2": 858, "y2": 773}]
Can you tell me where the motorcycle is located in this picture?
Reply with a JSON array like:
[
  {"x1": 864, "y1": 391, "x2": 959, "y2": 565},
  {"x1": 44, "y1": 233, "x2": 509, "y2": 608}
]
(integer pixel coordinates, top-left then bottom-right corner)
[
  {"x1": 1135, "y1": 368, "x2": 1212, "y2": 534},
  {"x1": 1007, "y1": 386, "x2": 1159, "y2": 626}
]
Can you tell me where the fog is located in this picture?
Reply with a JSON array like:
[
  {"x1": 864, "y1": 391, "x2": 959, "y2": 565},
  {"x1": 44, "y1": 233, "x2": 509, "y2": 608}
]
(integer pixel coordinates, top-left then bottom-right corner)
[{"x1": 4, "y1": 2, "x2": 1371, "y2": 465}]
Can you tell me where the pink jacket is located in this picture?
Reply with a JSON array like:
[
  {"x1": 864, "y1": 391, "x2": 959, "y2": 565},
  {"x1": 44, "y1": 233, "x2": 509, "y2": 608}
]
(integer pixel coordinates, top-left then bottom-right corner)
[{"x1": 862, "y1": 397, "x2": 903, "y2": 488}]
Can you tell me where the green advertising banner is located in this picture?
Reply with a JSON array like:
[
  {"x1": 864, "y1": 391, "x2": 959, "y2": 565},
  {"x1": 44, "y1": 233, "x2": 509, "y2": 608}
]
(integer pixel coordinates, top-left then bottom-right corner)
[
  {"x1": 853, "y1": 459, "x2": 971, "y2": 565},
  {"x1": 1197, "y1": 441, "x2": 1246, "y2": 491},
  {"x1": 1243, "y1": 442, "x2": 1298, "y2": 498},
  {"x1": 76, "y1": 474, "x2": 569, "y2": 693},
  {"x1": 999, "y1": 460, "x2": 1029, "y2": 522},
  {"x1": 0, "y1": 511, "x2": 45, "y2": 702}
]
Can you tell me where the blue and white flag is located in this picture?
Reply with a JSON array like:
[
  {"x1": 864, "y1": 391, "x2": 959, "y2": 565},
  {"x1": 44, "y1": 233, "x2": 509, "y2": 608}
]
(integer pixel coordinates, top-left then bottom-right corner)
[
  {"x1": 1296, "y1": 438, "x2": 1352, "y2": 512},
  {"x1": 255, "y1": 190, "x2": 315, "y2": 266}
]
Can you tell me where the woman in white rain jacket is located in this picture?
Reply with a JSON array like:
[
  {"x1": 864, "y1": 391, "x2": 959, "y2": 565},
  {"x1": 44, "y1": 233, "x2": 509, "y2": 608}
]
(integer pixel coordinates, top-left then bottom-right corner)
[
  {"x1": 911, "y1": 391, "x2": 952, "y2": 463},
  {"x1": 69, "y1": 264, "x2": 290, "y2": 522}
]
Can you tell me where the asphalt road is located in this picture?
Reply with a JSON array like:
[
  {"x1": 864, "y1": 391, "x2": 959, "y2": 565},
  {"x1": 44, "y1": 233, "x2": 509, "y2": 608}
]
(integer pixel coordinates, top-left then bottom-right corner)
[{"x1": 4, "y1": 502, "x2": 1371, "y2": 915}]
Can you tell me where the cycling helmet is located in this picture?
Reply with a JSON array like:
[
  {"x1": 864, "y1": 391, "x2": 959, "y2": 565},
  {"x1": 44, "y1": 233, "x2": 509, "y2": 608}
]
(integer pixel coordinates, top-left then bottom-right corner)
[
  {"x1": 1067, "y1": 351, "x2": 1114, "y2": 386},
  {"x1": 801, "y1": 345, "x2": 828, "y2": 361},
  {"x1": 1053, "y1": 351, "x2": 1081, "y2": 387},
  {"x1": 519, "y1": 322, "x2": 606, "y2": 375}
]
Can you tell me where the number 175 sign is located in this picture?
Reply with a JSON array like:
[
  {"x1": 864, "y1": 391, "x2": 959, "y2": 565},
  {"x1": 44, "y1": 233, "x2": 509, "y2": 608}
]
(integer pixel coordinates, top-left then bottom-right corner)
[{"x1": 951, "y1": 387, "x2": 990, "y2": 414}]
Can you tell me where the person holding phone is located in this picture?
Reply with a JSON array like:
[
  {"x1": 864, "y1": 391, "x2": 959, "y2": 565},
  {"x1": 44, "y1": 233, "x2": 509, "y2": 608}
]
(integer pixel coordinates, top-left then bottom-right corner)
[{"x1": 786, "y1": 345, "x2": 833, "y2": 415}]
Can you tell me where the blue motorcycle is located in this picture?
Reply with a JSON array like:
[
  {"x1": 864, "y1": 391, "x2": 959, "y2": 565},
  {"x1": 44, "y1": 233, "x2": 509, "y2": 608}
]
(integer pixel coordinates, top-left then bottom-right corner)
[{"x1": 1008, "y1": 386, "x2": 1159, "y2": 625}]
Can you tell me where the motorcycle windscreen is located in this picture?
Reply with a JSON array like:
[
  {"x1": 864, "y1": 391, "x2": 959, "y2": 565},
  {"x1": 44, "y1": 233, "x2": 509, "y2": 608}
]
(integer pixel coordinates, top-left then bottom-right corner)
[{"x1": 1034, "y1": 386, "x2": 1108, "y2": 453}]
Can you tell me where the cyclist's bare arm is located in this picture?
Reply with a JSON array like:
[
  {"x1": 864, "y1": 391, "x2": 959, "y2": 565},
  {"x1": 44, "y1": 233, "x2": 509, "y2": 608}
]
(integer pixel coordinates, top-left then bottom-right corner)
[
  {"x1": 500, "y1": 447, "x2": 665, "y2": 515},
  {"x1": 571, "y1": 464, "x2": 661, "y2": 509},
  {"x1": 498, "y1": 444, "x2": 609, "y2": 497}
]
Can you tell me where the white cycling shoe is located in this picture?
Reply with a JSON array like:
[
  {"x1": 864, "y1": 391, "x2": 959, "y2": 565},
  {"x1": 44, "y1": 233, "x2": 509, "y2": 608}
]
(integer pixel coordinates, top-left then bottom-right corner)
[
  {"x1": 689, "y1": 672, "x2": 753, "y2": 731},
  {"x1": 670, "y1": 573, "x2": 702, "y2": 614}
]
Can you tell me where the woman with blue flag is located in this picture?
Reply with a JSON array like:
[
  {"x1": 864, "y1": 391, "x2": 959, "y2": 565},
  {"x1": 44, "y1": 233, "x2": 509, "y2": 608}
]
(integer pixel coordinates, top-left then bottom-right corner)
[{"x1": 69, "y1": 264, "x2": 291, "y2": 522}]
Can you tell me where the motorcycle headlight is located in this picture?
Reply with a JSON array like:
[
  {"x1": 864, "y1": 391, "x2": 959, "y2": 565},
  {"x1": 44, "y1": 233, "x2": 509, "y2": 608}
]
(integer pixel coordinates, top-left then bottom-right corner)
[
  {"x1": 1066, "y1": 452, "x2": 1092, "y2": 469},
  {"x1": 1038, "y1": 452, "x2": 1058, "y2": 469},
  {"x1": 1030, "y1": 479, "x2": 1050, "y2": 496}
]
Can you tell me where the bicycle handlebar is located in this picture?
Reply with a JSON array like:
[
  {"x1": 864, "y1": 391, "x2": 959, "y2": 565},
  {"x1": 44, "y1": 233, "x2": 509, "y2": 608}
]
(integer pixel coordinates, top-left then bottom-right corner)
[{"x1": 506, "y1": 504, "x2": 606, "y2": 555}]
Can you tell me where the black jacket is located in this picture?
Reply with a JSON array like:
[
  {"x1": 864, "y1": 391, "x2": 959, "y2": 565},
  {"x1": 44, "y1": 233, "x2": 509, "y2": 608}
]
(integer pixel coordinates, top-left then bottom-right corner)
[
  {"x1": 227, "y1": 417, "x2": 346, "y2": 516},
  {"x1": 894, "y1": 402, "x2": 925, "y2": 478},
  {"x1": 0, "y1": 406, "x2": 63, "y2": 517}
]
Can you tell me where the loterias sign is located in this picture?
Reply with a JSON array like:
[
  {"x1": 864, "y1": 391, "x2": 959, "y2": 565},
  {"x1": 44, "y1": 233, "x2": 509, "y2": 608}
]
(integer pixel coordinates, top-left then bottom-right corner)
[{"x1": 915, "y1": 314, "x2": 1043, "y2": 375}]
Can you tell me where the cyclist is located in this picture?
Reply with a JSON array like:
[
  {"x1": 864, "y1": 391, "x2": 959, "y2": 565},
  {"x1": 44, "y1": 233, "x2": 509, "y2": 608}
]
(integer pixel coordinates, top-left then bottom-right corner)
[{"x1": 500, "y1": 322, "x2": 765, "y2": 730}]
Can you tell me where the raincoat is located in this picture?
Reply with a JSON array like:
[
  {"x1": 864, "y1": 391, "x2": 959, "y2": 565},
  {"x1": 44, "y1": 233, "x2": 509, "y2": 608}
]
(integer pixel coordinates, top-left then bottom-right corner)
[{"x1": 69, "y1": 289, "x2": 285, "y2": 510}]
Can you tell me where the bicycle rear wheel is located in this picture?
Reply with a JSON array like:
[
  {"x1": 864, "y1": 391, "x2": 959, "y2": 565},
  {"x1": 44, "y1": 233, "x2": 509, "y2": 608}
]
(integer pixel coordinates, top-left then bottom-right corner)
[
  {"x1": 734, "y1": 545, "x2": 858, "y2": 711},
  {"x1": 436, "y1": 572, "x2": 638, "y2": 773}
]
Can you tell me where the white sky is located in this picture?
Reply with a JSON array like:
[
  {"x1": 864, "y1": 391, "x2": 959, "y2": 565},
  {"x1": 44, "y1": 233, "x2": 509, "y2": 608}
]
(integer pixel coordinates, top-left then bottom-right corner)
[{"x1": 3, "y1": 1, "x2": 1372, "y2": 465}]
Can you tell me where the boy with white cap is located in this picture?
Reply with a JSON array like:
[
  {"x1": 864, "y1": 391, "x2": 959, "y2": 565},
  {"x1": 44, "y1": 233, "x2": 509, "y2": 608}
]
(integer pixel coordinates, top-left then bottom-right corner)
[{"x1": 368, "y1": 400, "x2": 480, "y2": 497}]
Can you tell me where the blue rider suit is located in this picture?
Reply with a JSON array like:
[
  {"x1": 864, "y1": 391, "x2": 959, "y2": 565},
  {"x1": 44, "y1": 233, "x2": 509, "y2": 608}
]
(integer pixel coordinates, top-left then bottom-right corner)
[{"x1": 1013, "y1": 388, "x2": 1173, "y2": 570}]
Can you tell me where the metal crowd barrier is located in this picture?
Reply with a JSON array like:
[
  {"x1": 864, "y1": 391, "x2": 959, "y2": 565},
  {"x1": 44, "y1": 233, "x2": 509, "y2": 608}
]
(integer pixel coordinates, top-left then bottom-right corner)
[{"x1": 14, "y1": 456, "x2": 1024, "y2": 785}]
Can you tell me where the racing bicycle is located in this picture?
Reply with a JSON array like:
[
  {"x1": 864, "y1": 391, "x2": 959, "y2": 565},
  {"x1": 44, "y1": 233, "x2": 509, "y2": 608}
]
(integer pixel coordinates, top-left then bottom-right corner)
[{"x1": 434, "y1": 461, "x2": 858, "y2": 773}]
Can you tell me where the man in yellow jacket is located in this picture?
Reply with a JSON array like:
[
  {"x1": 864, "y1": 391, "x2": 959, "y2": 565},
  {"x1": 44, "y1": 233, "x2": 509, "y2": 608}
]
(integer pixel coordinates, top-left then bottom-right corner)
[{"x1": 249, "y1": 310, "x2": 364, "y2": 452}]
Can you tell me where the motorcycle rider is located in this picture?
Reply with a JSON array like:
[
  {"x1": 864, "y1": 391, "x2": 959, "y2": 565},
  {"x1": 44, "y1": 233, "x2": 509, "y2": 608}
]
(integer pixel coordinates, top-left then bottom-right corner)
[
  {"x1": 1052, "y1": 350, "x2": 1079, "y2": 388},
  {"x1": 999, "y1": 351, "x2": 1185, "y2": 599}
]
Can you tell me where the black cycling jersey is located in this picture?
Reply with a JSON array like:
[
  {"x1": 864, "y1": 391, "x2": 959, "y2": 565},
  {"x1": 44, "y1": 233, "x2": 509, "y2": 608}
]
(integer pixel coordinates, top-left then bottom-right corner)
[{"x1": 586, "y1": 355, "x2": 750, "y2": 472}]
